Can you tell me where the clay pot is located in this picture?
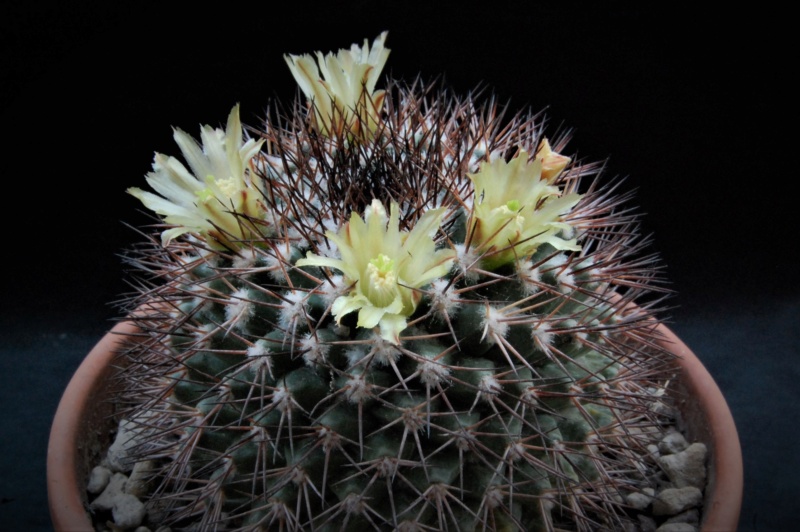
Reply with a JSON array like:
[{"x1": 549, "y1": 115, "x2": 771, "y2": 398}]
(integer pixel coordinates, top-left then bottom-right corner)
[
  {"x1": 658, "y1": 324, "x2": 744, "y2": 531},
  {"x1": 47, "y1": 320, "x2": 743, "y2": 531},
  {"x1": 47, "y1": 320, "x2": 138, "y2": 532}
]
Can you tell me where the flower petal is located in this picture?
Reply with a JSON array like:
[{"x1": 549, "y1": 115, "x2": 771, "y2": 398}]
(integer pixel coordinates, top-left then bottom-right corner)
[{"x1": 377, "y1": 314, "x2": 408, "y2": 344}]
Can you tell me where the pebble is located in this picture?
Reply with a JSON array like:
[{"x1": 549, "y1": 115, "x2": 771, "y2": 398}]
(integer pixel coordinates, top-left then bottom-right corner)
[
  {"x1": 112, "y1": 493, "x2": 146, "y2": 529},
  {"x1": 626, "y1": 491, "x2": 654, "y2": 510},
  {"x1": 652, "y1": 486, "x2": 703, "y2": 516},
  {"x1": 658, "y1": 442, "x2": 707, "y2": 488},
  {"x1": 90, "y1": 472, "x2": 128, "y2": 512},
  {"x1": 658, "y1": 430, "x2": 689, "y2": 455},
  {"x1": 125, "y1": 460, "x2": 156, "y2": 498},
  {"x1": 106, "y1": 419, "x2": 142, "y2": 472},
  {"x1": 87, "y1": 465, "x2": 112, "y2": 494},
  {"x1": 647, "y1": 443, "x2": 661, "y2": 458}
]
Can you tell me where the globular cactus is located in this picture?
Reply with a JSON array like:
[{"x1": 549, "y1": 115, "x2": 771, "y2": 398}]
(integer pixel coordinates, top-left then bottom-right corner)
[{"x1": 117, "y1": 32, "x2": 675, "y2": 531}]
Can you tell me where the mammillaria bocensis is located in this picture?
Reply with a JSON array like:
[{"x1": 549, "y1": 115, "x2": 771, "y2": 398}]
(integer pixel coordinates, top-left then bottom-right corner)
[{"x1": 119, "y1": 32, "x2": 674, "y2": 531}]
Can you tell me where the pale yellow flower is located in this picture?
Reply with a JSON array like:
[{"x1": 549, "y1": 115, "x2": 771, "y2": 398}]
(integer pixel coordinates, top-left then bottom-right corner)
[
  {"x1": 285, "y1": 32, "x2": 389, "y2": 138},
  {"x1": 128, "y1": 105, "x2": 267, "y2": 249},
  {"x1": 468, "y1": 140, "x2": 582, "y2": 269},
  {"x1": 297, "y1": 200, "x2": 455, "y2": 344}
]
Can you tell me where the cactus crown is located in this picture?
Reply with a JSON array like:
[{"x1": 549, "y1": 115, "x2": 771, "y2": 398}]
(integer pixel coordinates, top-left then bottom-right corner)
[{"x1": 118, "y1": 32, "x2": 675, "y2": 531}]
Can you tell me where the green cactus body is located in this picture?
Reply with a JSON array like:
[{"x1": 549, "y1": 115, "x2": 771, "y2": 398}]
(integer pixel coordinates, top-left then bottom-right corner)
[{"x1": 118, "y1": 33, "x2": 675, "y2": 531}]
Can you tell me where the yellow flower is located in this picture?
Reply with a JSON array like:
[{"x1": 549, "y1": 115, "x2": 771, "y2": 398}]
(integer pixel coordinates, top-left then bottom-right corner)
[
  {"x1": 284, "y1": 32, "x2": 390, "y2": 138},
  {"x1": 127, "y1": 105, "x2": 267, "y2": 249},
  {"x1": 297, "y1": 200, "x2": 455, "y2": 344},
  {"x1": 468, "y1": 140, "x2": 582, "y2": 269}
]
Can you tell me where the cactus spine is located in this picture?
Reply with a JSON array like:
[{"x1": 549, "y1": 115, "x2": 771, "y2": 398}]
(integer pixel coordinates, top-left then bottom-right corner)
[{"x1": 119, "y1": 32, "x2": 675, "y2": 531}]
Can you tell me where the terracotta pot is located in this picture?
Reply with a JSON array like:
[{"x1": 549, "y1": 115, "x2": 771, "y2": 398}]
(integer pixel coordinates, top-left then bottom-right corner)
[
  {"x1": 47, "y1": 320, "x2": 138, "y2": 532},
  {"x1": 658, "y1": 324, "x2": 744, "y2": 531},
  {"x1": 47, "y1": 320, "x2": 743, "y2": 531}
]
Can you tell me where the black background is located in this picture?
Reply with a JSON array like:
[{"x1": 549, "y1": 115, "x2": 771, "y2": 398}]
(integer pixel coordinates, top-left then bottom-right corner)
[{"x1": 1, "y1": 2, "x2": 795, "y2": 531}]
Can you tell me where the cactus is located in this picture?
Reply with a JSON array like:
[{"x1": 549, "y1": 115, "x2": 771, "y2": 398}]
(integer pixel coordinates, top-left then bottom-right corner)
[{"x1": 116, "y1": 32, "x2": 676, "y2": 531}]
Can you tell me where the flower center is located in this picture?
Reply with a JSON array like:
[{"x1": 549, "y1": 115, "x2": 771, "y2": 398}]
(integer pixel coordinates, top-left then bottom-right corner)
[
  {"x1": 496, "y1": 204, "x2": 525, "y2": 233},
  {"x1": 197, "y1": 175, "x2": 237, "y2": 203},
  {"x1": 215, "y1": 176, "x2": 238, "y2": 197},
  {"x1": 365, "y1": 254, "x2": 398, "y2": 307}
]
